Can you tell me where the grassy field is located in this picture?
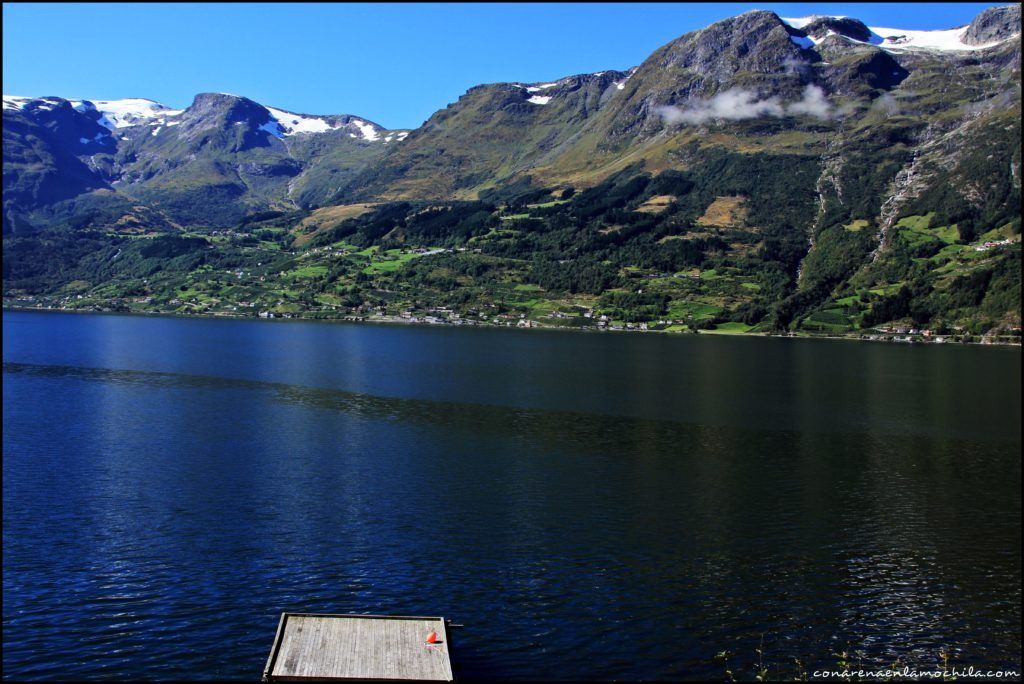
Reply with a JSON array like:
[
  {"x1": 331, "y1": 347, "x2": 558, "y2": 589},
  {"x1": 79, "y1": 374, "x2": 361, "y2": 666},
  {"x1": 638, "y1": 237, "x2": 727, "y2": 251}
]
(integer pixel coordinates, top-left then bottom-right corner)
[
  {"x1": 526, "y1": 199, "x2": 571, "y2": 209},
  {"x1": 292, "y1": 203, "x2": 378, "y2": 246},
  {"x1": 697, "y1": 195, "x2": 748, "y2": 228},
  {"x1": 667, "y1": 300, "x2": 720, "y2": 320},
  {"x1": 289, "y1": 265, "x2": 329, "y2": 279},
  {"x1": 896, "y1": 213, "x2": 960, "y2": 247},
  {"x1": 800, "y1": 308, "x2": 855, "y2": 332},
  {"x1": 980, "y1": 222, "x2": 1019, "y2": 241},
  {"x1": 704, "y1": 321, "x2": 753, "y2": 334},
  {"x1": 635, "y1": 195, "x2": 676, "y2": 214},
  {"x1": 363, "y1": 249, "x2": 426, "y2": 274}
]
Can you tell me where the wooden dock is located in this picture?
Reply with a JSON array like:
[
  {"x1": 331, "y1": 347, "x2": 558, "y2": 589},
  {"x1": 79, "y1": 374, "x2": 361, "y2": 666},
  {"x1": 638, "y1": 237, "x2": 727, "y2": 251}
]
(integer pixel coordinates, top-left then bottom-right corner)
[{"x1": 263, "y1": 613, "x2": 454, "y2": 682}]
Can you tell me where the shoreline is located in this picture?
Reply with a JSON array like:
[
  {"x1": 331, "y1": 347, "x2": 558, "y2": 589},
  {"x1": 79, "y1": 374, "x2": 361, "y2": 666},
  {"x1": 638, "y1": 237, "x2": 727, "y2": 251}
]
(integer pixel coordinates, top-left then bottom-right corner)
[{"x1": 4, "y1": 304, "x2": 1021, "y2": 348}]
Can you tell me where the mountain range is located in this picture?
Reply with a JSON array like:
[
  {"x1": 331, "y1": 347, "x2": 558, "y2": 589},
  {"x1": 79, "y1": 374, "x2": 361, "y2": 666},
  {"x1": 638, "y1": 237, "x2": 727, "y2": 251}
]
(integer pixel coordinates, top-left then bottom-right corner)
[{"x1": 3, "y1": 5, "x2": 1021, "y2": 339}]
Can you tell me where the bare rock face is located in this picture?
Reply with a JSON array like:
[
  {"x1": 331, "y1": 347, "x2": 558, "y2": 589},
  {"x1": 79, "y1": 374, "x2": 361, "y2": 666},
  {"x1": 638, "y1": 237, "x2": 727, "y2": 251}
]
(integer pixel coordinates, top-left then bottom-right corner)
[
  {"x1": 602, "y1": 10, "x2": 803, "y2": 138},
  {"x1": 801, "y1": 17, "x2": 873, "y2": 43},
  {"x1": 178, "y1": 93, "x2": 272, "y2": 136},
  {"x1": 963, "y1": 4, "x2": 1021, "y2": 46},
  {"x1": 657, "y1": 10, "x2": 796, "y2": 80}
]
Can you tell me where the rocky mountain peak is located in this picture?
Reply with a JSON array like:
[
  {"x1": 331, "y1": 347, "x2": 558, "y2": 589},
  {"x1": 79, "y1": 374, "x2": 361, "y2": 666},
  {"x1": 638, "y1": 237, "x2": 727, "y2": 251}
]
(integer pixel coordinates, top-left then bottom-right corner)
[
  {"x1": 644, "y1": 9, "x2": 800, "y2": 93},
  {"x1": 182, "y1": 93, "x2": 270, "y2": 127},
  {"x1": 3, "y1": 5, "x2": 1021, "y2": 239},
  {"x1": 800, "y1": 16, "x2": 873, "y2": 42},
  {"x1": 963, "y1": 4, "x2": 1021, "y2": 45},
  {"x1": 2, "y1": 96, "x2": 114, "y2": 151},
  {"x1": 171, "y1": 93, "x2": 278, "y2": 149}
]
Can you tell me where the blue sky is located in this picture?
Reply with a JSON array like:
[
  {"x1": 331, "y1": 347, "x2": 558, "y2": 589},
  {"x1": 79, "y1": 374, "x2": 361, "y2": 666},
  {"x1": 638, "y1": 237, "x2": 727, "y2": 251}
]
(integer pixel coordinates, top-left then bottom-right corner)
[{"x1": 2, "y1": 2, "x2": 1005, "y2": 129}]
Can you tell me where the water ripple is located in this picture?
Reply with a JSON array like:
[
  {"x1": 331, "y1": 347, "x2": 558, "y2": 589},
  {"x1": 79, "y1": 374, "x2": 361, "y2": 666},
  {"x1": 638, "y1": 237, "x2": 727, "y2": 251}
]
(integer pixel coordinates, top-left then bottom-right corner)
[{"x1": 4, "y1": 352, "x2": 1021, "y2": 680}]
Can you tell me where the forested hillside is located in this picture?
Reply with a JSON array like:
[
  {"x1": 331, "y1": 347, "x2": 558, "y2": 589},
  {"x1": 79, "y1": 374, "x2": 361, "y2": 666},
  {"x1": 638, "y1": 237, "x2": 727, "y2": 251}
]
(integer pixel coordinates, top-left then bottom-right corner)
[{"x1": 4, "y1": 6, "x2": 1020, "y2": 341}]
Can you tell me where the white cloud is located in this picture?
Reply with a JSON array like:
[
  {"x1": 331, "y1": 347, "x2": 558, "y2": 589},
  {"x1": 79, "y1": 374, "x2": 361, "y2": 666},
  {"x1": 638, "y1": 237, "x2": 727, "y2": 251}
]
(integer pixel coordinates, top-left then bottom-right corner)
[
  {"x1": 657, "y1": 89, "x2": 783, "y2": 125},
  {"x1": 782, "y1": 55, "x2": 811, "y2": 76},
  {"x1": 869, "y1": 92, "x2": 901, "y2": 116},
  {"x1": 787, "y1": 85, "x2": 832, "y2": 118},
  {"x1": 658, "y1": 85, "x2": 835, "y2": 125}
]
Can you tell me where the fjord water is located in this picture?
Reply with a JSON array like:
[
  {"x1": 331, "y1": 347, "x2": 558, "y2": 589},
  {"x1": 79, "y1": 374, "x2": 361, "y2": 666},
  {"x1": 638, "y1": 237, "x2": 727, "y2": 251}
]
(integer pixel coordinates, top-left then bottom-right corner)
[{"x1": 3, "y1": 311, "x2": 1020, "y2": 680}]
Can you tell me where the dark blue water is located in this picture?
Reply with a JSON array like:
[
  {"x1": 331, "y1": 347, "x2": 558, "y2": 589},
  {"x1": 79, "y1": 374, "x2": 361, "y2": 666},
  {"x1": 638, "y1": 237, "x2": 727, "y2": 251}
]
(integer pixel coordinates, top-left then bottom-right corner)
[{"x1": 3, "y1": 311, "x2": 1021, "y2": 680}]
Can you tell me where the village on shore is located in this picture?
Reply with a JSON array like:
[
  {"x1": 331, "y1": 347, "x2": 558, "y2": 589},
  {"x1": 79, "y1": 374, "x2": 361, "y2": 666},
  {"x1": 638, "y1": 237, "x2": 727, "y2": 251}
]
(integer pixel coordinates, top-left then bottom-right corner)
[{"x1": 5, "y1": 297, "x2": 1021, "y2": 348}]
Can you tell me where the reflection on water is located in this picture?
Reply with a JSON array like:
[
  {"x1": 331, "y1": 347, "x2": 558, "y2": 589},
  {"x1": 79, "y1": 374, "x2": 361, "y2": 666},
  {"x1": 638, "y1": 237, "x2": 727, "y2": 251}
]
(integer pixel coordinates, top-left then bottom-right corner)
[
  {"x1": 2, "y1": 312, "x2": 1021, "y2": 680},
  {"x1": 4, "y1": 312, "x2": 1021, "y2": 442}
]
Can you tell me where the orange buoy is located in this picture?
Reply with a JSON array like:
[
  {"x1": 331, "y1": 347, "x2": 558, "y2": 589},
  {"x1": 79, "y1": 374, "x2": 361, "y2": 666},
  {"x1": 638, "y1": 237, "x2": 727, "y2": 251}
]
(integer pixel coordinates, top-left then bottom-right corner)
[{"x1": 426, "y1": 630, "x2": 439, "y2": 644}]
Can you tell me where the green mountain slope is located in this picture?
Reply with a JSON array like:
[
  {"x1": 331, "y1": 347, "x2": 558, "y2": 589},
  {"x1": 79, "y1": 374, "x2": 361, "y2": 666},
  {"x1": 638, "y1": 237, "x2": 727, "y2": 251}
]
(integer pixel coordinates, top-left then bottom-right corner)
[
  {"x1": 3, "y1": 5, "x2": 1020, "y2": 341},
  {"x1": 2, "y1": 93, "x2": 404, "y2": 231}
]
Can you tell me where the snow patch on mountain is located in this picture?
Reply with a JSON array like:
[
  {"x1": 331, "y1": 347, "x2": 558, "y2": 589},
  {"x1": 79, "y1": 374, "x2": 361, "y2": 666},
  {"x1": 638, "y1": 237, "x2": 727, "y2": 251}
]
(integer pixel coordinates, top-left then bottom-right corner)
[
  {"x1": 3, "y1": 96, "x2": 63, "y2": 112},
  {"x1": 265, "y1": 106, "x2": 338, "y2": 135},
  {"x1": 527, "y1": 95, "x2": 552, "y2": 105},
  {"x1": 3, "y1": 95, "x2": 33, "y2": 110},
  {"x1": 383, "y1": 131, "x2": 410, "y2": 144},
  {"x1": 351, "y1": 119, "x2": 380, "y2": 141},
  {"x1": 781, "y1": 16, "x2": 1011, "y2": 51},
  {"x1": 868, "y1": 25, "x2": 1004, "y2": 51},
  {"x1": 5, "y1": 95, "x2": 183, "y2": 127},
  {"x1": 611, "y1": 68, "x2": 638, "y2": 92},
  {"x1": 70, "y1": 98, "x2": 183, "y2": 129},
  {"x1": 782, "y1": 16, "x2": 845, "y2": 29},
  {"x1": 260, "y1": 106, "x2": 383, "y2": 141}
]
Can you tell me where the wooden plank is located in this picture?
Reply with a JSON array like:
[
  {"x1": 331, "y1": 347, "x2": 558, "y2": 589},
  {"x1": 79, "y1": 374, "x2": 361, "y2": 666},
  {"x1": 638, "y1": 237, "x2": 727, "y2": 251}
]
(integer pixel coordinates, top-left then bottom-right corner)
[
  {"x1": 265, "y1": 613, "x2": 453, "y2": 682},
  {"x1": 263, "y1": 612, "x2": 289, "y2": 681}
]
